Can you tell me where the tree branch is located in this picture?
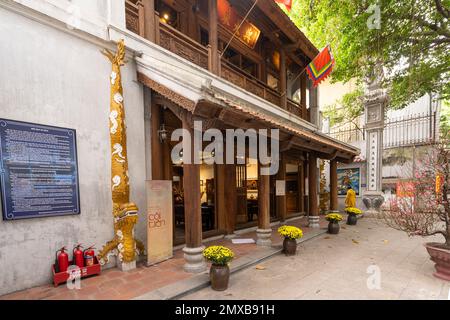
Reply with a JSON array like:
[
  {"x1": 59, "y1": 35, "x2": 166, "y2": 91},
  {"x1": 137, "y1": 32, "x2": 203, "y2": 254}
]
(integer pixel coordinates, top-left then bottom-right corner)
[
  {"x1": 423, "y1": 230, "x2": 447, "y2": 237},
  {"x1": 435, "y1": 0, "x2": 450, "y2": 19},
  {"x1": 411, "y1": 16, "x2": 450, "y2": 39}
]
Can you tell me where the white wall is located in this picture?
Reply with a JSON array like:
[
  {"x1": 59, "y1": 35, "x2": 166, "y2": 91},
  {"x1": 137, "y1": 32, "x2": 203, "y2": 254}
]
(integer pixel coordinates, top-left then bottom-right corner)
[
  {"x1": 318, "y1": 78, "x2": 358, "y2": 110},
  {"x1": 0, "y1": 5, "x2": 146, "y2": 295}
]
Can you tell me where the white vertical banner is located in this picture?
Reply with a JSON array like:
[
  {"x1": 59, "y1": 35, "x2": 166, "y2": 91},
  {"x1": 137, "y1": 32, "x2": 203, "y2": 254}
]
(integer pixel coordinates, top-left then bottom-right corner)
[
  {"x1": 146, "y1": 180, "x2": 173, "y2": 266},
  {"x1": 276, "y1": 180, "x2": 286, "y2": 196},
  {"x1": 368, "y1": 132, "x2": 379, "y2": 191}
]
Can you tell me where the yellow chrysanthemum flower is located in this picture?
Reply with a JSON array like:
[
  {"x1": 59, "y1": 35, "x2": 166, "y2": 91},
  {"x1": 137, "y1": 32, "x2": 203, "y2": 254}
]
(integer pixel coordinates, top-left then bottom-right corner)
[
  {"x1": 203, "y1": 246, "x2": 234, "y2": 266},
  {"x1": 278, "y1": 225, "x2": 303, "y2": 240},
  {"x1": 345, "y1": 207, "x2": 362, "y2": 215},
  {"x1": 325, "y1": 213, "x2": 343, "y2": 222}
]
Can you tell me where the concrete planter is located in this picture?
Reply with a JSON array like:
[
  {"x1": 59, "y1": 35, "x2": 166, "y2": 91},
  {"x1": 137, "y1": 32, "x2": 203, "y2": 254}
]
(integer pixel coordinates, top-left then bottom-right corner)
[{"x1": 425, "y1": 243, "x2": 450, "y2": 281}]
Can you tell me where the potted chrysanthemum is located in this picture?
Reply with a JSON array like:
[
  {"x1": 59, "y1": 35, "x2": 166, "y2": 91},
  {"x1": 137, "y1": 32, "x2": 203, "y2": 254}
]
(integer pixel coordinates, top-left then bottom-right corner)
[
  {"x1": 278, "y1": 225, "x2": 303, "y2": 256},
  {"x1": 345, "y1": 207, "x2": 362, "y2": 225},
  {"x1": 325, "y1": 213, "x2": 343, "y2": 234},
  {"x1": 203, "y1": 246, "x2": 234, "y2": 291}
]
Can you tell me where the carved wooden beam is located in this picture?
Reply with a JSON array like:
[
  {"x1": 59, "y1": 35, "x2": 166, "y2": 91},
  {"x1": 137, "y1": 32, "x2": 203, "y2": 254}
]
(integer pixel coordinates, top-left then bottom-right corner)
[{"x1": 280, "y1": 136, "x2": 295, "y2": 152}]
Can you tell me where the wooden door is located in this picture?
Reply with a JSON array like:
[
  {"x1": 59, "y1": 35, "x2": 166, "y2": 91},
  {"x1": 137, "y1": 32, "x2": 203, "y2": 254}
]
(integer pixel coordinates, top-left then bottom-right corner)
[{"x1": 286, "y1": 174, "x2": 299, "y2": 213}]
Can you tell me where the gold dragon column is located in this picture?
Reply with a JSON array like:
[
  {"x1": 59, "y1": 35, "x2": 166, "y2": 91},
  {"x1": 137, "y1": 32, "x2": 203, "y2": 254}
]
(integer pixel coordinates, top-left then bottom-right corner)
[{"x1": 97, "y1": 39, "x2": 145, "y2": 271}]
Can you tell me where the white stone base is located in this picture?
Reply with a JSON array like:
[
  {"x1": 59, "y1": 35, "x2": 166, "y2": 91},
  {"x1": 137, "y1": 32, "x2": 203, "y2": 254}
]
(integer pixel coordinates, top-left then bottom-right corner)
[
  {"x1": 118, "y1": 260, "x2": 136, "y2": 272},
  {"x1": 362, "y1": 209, "x2": 381, "y2": 219},
  {"x1": 308, "y1": 216, "x2": 320, "y2": 228},
  {"x1": 256, "y1": 228, "x2": 272, "y2": 246},
  {"x1": 183, "y1": 246, "x2": 206, "y2": 273}
]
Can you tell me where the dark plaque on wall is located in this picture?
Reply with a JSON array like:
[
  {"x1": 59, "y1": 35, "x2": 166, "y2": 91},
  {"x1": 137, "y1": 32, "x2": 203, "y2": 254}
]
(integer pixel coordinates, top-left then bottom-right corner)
[{"x1": 0, "y1": 119, "x2": 80, "y2": 220}]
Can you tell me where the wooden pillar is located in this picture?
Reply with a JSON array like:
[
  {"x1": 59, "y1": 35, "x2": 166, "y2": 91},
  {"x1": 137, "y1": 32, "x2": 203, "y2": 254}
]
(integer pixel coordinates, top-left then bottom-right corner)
[
  {"x1": 216, "y1": 163, "x2": 226, "y2": 232},
  {"x1": 144, "y1": 88, "x2": 152, "y2": 180},
  {"x1": 303, "y1": 160, "x2": 308, "y2": 213},
  {"x1": 217, "y1": 147, "x2": 237, "y2": 235},
  {"x1": 151, "y1": 100, "x2": 163, "y2": 180},
  {"x1": 143, "y1": 0, "x2": 156, "y2": 42},
  {"x1": 298, "y1": 162, "x2": 305, "y2": 213},
  {"x1": 225, "y1": 164, "x2": 237, "y2": 234},
  {"x1": 279, "y1": 49, "x2": 287, "y2": 109},
  {"x1": 330, "y1": 159, "x2": 338, "y2": 211},
  {"x1": 209, "y1": 0, "x2": 220, "y2": 75},
  {"x1": 181, "y1": 115, "x2": 206, "y2": 273},
  {"x1": 308, "y1": 153, "x2": 320, "y2": 228},
  {"x1": 257, "y1": 164, "x2": 272, "y2": 246},
  {"x1": 300, "y1": 73, "x2": 307, "y2": 120},
  {"x1": 276, "y1": 154, "x2": 287, "y2": 221},
  {"x1": 162, "y1": 140, "x2": 172, "y2": 180},
  {"x1": 309, "y1": 81, "x2": 319, "y2": 125},
  {"x1": 260, "y1": 40, "x2": 267, "y2": 83},
  {"x1": 187, "y1": 0, "x2": 199, "y2": 40}
]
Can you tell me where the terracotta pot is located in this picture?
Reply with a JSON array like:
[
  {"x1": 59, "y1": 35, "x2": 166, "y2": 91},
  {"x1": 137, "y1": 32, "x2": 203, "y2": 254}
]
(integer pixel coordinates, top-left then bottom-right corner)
[
  {"x1": 283, "y1": 238, "x2": 297, "y2": 256},
  {"x1": 210, "y1": 264, "x2": 230, "y2": 291},
  {"x1": 425, "y1": 242, "x2": 450, "y2": 281},
  {"x1": 346, "y1": 213, "x2": 357, "y2": 225},
  {"x1": 328, "y1": 221, "x2": 340, "y2": 234}
]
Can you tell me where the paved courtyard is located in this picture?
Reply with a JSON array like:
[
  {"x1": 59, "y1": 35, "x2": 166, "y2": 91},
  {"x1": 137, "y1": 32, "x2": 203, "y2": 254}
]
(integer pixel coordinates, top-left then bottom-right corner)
[
  {"x1": 0, "y1": 216, "x2": 323, "y2": 300},
  {"x1": 182, "y1": 218, "x2": 450, "y2": 300}
]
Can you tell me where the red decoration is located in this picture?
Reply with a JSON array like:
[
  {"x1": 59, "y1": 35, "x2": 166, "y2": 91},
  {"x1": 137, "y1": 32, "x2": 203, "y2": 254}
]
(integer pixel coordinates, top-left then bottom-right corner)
[
  {"x1": 52, "y1": 256, "x2": 101, "y2": 287},
  {"x1": 274, "y1": 0, "x2": 293, "y2": 11},
  {"x1": 306, "y1": 45, "x2": 335, "y2": 87}
]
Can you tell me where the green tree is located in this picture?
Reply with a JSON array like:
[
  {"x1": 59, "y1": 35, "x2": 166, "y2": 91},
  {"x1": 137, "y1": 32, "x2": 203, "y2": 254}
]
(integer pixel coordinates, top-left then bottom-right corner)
[
  {"x1": 287, "y1": 0, "x2": 450, "y2": 122},
  {"x1": 441, "y1": 100, "x2": 450, "y2": 135},
  {"x1": 322, "y1": 86, "x2": 364, "y2": 128}
]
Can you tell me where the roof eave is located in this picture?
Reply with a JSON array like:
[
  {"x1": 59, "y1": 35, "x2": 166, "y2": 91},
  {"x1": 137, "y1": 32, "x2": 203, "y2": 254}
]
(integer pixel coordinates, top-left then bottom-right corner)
[{"x1": 256, "y1": 1, "x2": 319, "y2": 60}]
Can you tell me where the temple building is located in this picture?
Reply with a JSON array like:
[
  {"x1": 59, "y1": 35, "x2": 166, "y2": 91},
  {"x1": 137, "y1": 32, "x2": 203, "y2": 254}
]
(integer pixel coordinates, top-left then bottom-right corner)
[{"x1": 0, "y1": 0, "x2": 359, "y2": 295}]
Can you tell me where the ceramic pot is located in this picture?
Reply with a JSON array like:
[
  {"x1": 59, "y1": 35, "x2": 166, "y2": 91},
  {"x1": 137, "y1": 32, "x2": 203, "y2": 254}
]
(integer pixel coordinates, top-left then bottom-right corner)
[
  {"x1": 346, "y1": 213, "x2": 357, "y2": 225},
  {"x1": 210, "y1": 264, "x2": 230, "y2": 291},
  {"x1": 328, "y1": 221, "x2": 340, "y2": 234},
  {"x1": 425, "y1": 242, "x2": 450, "y2": 281},
  {"x1": 283, "y1": 238, "x2": 297, "y2": 256}
]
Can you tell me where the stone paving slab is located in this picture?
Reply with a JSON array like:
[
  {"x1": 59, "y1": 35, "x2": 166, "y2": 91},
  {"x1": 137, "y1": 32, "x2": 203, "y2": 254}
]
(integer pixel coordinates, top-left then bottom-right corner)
[
  {"x1": 181, "y1": 219, "x2": 450, "y2": 300},
  {"x1": 0, "y1": 215, "x2": 319, "y2": 300},
  {"x1": 134, "y1": 227, "x2": 327, "y2": 300}
]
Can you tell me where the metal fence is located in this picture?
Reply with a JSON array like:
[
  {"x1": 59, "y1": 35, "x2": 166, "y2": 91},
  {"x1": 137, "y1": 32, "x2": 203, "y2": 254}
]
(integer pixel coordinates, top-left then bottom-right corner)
[
  {"x1": 328, "y1": 112, "x2": 437, "y2": 148},
  {"x1": 383, "y1": 112, "x2": 437, "y2": 148},
  {"x1": 329, "y1": 127, "x2": 364, "y2": 144}
]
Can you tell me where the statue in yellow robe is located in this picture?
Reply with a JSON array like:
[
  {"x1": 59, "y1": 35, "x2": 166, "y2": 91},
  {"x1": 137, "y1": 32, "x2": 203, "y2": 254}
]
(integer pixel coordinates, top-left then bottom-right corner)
[{"x1": 345, "y1": 186, "x2": 356, "y2": 208}]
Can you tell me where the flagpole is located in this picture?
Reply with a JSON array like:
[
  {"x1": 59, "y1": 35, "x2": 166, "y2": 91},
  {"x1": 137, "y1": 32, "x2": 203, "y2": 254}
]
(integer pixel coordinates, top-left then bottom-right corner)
[
  {"x1": 220, "y1": 0, "x2": 259, "y2": 59},
  {"x1": 280, "y1": 67, "x2": 307, "y2": 98},
  {"x1": 280, "y1": 44, "x2": 333, "y2": 96}
]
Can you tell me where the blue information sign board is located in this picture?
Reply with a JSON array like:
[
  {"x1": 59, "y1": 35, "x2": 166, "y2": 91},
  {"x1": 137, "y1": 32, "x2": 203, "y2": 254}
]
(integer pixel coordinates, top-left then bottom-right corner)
[{"x1": 0, "y1": 119, "x2": 80, "y2": 220}]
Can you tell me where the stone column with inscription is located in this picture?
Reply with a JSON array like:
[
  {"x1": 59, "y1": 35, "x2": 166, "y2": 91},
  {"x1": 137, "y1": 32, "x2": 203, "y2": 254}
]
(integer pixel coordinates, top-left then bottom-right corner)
[{"x1": 362, "y1": 76, "x2": 387, "y2": 217}]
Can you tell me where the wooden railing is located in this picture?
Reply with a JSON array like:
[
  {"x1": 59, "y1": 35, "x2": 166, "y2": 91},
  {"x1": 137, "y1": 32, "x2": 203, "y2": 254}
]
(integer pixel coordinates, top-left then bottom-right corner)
[
  {"x1": 124, "y1": 0, "x2": 306, "y2": 120},
  {"x1": 287, "y1": 99, "x2": 303, "y2": 118},
  {"x1": 158, "y1": 23, "x2": 209, "y2": 70},
  {"x1": 125, "y1": 0, "x2": 144, "y2": 37},
  {"x1": 220, "y1": 61, "x2": 281, "y2": 105},
  {"x1": 221, "y1": 61, "x2": 304, "y2": 118}
]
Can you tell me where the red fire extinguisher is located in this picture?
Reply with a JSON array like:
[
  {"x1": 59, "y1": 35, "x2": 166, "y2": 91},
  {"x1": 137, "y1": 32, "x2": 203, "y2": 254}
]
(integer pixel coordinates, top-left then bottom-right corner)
[
  {"x1": 83, "y1": 245, "x2": 95, "y2": 267},
  {"x1": 56, "y1": 247, "x2": 69, "y2": 273},
  {"x1": 73, "y1": 244, "x2": 84, "y2": 268}
]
